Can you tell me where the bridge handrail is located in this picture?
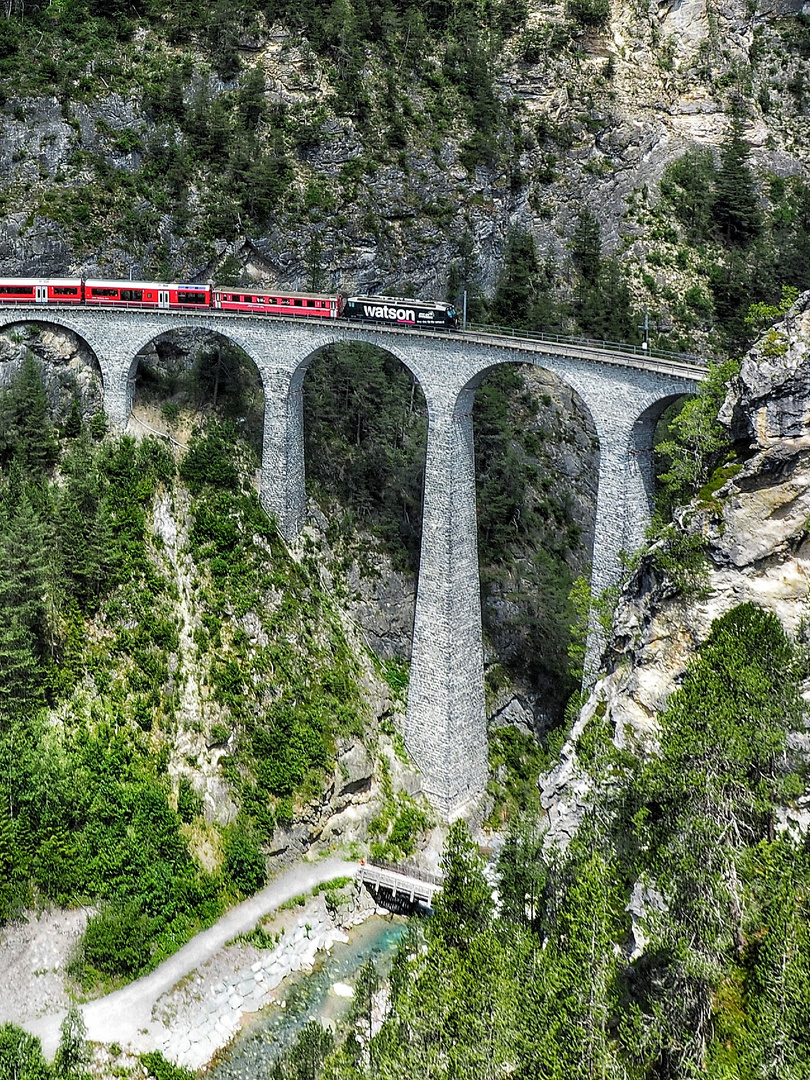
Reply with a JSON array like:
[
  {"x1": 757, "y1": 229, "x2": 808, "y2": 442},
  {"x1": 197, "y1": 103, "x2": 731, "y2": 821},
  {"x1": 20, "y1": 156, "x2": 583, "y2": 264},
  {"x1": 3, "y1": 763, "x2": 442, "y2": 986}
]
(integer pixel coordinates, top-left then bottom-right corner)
[
  {"x1": 464, "y1": 322, "x2": 709, "y2": 366},
  {"x1": 365, "y1": 859, "x2": 444, "y2": 887}
]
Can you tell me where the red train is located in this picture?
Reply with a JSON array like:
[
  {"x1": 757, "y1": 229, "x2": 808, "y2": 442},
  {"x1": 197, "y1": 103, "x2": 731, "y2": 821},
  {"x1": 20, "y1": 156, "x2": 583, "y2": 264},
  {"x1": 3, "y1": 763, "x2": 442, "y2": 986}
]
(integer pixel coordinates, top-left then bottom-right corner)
[{"x1": 0, "y1": 278, "x2": 458, "y2": 328}]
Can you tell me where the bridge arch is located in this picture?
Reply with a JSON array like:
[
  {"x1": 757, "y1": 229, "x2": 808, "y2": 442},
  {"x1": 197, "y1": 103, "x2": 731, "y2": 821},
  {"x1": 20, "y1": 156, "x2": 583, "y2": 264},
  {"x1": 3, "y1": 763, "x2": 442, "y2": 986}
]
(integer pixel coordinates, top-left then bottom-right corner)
[
  {"x1": 264, "y1": 335, "x2": 431, "y2": 542},
  {"x1": 126, "y1": 328, "x2": 268, "y2": 457},
  {"x1": 631, "y1": 393, "x2": 692, "y2": 515},
  {"x1": 0, "y1": 313, "x2": 104, "y2": 378},
  {"x1": 0, "y1": 315, "x2": 105, "y2": 423}
]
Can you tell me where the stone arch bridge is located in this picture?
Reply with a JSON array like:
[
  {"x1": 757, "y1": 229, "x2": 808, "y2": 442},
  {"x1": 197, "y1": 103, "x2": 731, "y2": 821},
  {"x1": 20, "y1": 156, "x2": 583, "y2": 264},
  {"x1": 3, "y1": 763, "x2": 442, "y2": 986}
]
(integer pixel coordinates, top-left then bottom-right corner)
[{"x1": 0, "y1": 308, "x2": 705, "y2": 817}]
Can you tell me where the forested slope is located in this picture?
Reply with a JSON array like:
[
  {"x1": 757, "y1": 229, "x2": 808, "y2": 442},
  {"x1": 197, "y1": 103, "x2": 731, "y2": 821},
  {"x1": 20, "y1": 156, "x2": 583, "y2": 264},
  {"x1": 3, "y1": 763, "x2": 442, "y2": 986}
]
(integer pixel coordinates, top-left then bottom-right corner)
[
  {"x1": 268, "y1": 302, "x2": 810, "y2": 1080},
  {"x1": 0, "y1": 340, "x2": 433, "y2": 991}
]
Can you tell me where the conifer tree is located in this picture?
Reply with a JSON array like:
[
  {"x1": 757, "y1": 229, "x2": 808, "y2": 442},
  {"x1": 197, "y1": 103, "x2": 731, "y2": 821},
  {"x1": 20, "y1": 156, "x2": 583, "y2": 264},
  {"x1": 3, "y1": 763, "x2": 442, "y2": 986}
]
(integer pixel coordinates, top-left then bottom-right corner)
[
  {"x1": 0, "y1": 617, "x2": 43, "y2": 729},
  {"x1": 431, "y1": 820, "x2": 493, "y2": 950},
  {"x1": 0, "y1": 353, "x2": 58, "y2": 476},
  {"x1": 713, "y1": 112, "x2": 762, "y2": 247}
]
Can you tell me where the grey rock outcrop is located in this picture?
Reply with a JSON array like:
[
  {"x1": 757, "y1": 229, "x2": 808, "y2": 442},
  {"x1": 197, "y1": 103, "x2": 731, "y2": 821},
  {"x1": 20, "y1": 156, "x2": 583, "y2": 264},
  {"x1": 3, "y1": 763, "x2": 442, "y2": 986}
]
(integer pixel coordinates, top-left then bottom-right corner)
[
  {"x1": 539, "y1": 296, "x2": 810, "y2": 844},
  {"x1": 720, "y1": 291, "x2": 810, "y2": 446}
]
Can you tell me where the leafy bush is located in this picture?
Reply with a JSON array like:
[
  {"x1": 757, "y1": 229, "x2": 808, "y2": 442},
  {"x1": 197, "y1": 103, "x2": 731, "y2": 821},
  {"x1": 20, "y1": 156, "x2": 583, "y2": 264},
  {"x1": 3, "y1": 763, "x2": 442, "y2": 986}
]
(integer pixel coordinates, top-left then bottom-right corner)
[
  {"x1": 223, "y1": 823, "x2": 265, "y2": 895},
  {"x1": 177, "y1": 776, "x2": 204, "y2": 823},
  {"x1": 567, "y1": 0, "x2": 611, "y2": 28},
  {"x1": 141, "y1": 1051, "x2": 195, "y2": 1080},
  {"x1": 80, "y1": 901, "x2": 154, "y2": 981},
  {"x1": 180, "y1": 423, "x2": 240, "y2": 495},
  {"x1": 0, "y1": 1024, "x2": 49, "y2": 1080}
]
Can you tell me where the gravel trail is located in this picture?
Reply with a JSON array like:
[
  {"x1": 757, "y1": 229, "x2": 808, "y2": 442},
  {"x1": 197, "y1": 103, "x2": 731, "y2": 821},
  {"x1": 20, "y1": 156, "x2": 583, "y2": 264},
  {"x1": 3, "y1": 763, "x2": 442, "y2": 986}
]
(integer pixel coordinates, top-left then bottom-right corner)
[{"x1": 23, "y1": 857, "x2": 357, "y2": 1060}]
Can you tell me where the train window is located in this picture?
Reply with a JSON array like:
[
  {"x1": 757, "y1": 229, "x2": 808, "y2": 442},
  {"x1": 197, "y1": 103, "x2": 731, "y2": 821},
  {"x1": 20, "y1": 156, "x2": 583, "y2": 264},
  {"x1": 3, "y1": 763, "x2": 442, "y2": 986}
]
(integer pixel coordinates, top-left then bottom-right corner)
[
  {"x1": 281, "y1": 298, "x2": 290, "y2": 305},
  {"x1": 0, "y1": 285, "x2": 34, "y2": 294},
  {"x1": 53, "y1": 287, "x2": 78, "y2": 296},
  {"x1": 120, "y1": 290, "x2": 144, "y2": 302},
  {"x1": 306, "y1": 300, "x2": 315, "y2": 307},
  {"x1": 294, "y1": 299, "x2": 302, "y2": 307},
  {"x1": 91, "y1": 288, "x2": 118, "y2": 297},
  {"x1": 177, "y1": 291, "x2": 208, "y2": 304}
]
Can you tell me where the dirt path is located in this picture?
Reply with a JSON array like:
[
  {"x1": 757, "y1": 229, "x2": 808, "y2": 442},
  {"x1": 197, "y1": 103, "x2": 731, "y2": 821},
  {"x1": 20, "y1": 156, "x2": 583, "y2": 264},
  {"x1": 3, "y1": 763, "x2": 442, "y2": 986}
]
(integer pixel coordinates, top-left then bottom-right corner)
[{"x1": 24, "y1": 857, "x2": 357, "y2": 1060}]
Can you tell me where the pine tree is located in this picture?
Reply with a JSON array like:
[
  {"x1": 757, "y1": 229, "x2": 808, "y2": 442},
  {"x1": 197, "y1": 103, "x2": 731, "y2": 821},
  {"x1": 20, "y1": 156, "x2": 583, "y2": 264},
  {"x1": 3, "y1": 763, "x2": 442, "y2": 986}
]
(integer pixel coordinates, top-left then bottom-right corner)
[
  {"x1": 713, "y1": 112, "x2": 762, "y2": 247},
  {"x1": 432, "y1": 820, "x2": 493, "y2": 951},
  {"x1": 570, "y1": 208, "x2": 602, "y2": 287},
  {"x1": 0, "y1": 353, "x2": 58, "y2": 476},
  {"x1": 491, "y1": 227, "x2": 541, "y2": 330},
  {"x1": 0, "y1": 617, "x2": 43, "y2": 729},
  {"x1": 497, "y1": 812, "x2": 546, "y2": 930},
  {"x1": 0, "y1": 494, "x2": 50, "y2": 644},
  {"x1": 54, "y1": 1005, "x2": 90, "y2": 1080}
]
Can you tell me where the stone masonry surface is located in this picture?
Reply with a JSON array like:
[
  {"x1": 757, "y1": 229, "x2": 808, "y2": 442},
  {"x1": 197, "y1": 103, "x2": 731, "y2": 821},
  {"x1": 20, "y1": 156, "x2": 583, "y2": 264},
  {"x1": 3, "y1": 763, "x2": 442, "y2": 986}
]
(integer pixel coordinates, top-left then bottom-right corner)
[{"x1": 0, "y1": 309, "x2": 702, "y2": 816}]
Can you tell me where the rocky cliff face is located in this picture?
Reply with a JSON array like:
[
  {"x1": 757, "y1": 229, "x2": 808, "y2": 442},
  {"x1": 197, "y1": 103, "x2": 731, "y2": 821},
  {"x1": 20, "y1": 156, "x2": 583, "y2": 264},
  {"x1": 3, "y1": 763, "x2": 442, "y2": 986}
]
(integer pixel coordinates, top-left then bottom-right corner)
[
  {"x1": 0, "y1": 2, "x2": 807, "y2": 333},
  {"x1": 542, "y1": 290, "x2": 810, "y2": 841}
]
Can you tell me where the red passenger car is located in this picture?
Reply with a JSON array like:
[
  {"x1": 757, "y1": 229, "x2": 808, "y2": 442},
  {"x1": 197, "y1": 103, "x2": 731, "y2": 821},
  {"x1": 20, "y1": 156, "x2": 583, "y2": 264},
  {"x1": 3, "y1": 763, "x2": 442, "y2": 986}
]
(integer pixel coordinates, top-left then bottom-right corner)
[
  {"x1": 0, "y1": 277, "x2": 83, "y2": 303},
  {"x1": 213, "y1": 289, "x2": 340, "y2": 317},
  {"x1": 83, "y1": 280, "x2": 211, "y2": 309}
]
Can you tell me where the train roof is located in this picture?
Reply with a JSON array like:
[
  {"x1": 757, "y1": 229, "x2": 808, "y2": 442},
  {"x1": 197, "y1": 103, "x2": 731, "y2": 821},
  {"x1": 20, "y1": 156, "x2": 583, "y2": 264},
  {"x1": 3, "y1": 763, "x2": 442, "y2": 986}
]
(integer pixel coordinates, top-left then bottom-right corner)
[
  {"x1": 213, "y1": 288, "x2": 336, "y2": 299},
  {"x1": 347, "y1": 294, "x2": 452, "y2": 308},
  {"x1": 84, "y1": 279, "x2": 210, "y2": 291},
  {"x1": 0, "y1": 277, "x2": 82, "y2": 287}
]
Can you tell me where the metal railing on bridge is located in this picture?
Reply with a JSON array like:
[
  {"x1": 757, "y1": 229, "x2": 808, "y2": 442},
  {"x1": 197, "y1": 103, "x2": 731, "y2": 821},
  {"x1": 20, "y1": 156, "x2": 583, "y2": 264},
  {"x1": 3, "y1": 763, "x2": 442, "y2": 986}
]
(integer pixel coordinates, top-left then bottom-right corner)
[{"x1": 358, "y1": 860, "x2": 443, "y2": 907}]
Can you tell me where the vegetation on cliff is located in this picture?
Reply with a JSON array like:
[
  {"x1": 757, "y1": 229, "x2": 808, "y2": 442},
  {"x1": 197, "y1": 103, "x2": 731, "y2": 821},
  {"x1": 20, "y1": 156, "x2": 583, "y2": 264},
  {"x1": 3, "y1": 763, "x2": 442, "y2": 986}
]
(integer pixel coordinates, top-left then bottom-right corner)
[
  {"x1": 264, "y1": 604, "x2": 810, "y2": 1079},
  {"x1": 0, "y1": 354, "x2": 379, "y2": 986}
]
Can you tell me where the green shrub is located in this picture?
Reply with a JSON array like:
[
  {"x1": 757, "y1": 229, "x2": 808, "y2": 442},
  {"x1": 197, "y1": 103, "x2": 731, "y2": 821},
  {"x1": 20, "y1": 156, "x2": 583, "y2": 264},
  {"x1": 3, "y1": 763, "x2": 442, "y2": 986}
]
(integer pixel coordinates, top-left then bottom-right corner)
[
  {"x1": 567, "y1": 0, "x2": 610, "y2": 28},
  {"x1": 0, "y1": 1024, "x2": 49, "y2": 1080},
  {"x1": 141, "y1": 1051, "x2": 196, "y2": 1080},
  {"x1": 180, "y1": 424, "x2": 239, "y2": 495},
  {"x1": 80, "y1": 901, "x2": 154, "y2": 981},
  {"x1": 223, "y1": 823, "x2": 265, "y2": 894},
  {"x1": 177, "y1": 777, "x2": 204, "y2": 823}
]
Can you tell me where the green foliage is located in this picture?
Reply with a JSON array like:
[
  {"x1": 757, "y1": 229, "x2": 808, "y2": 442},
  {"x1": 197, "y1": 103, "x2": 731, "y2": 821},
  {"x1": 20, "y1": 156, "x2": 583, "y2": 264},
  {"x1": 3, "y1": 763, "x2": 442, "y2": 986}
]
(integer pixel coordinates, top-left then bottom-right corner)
[
  {"x1": 181, "y1": 419, "x2": 366, "y2": 836},
  {"x1": 180, "y1": 422, "x2": 240, "y2": 495},
  {"x1": 303, "y1": 342, "x2": 428, "y2": 573},
  {"x1": 567, "y1": 0, "x2": 611, "y2": 28},
  {"x1": 647, "y1": 524, "x2": 709, "y2": 595},
  {"x1": 0, "y1": 353, "x2": 58, "y2": 474},
  {"x1": 53, "y1": 1006, "x2": 89, "y2": 1080},
  {"x1": 660, "y1": 147, "x2": 720, "y2": 242},
  {"x1": 141, "y1": 1051, "x2": 196, "y2": 1080},
  {"x1": 283, "y1": 1021, "x2": 334, "y2": 1080},
  {"x1": 431, "y1": 820, "x2": 493, "y2": 950},
  {"x1": 656, "y1": 128, "x2": 810, "y2": 351},
  {"x1": 713, "y1": 113, "x2": 763, "y2": 248},
  {"x1": 487, "y1": 725, "x2": 547, "y2": 822},
  {"x1": 176, "y1": 776, "x2": 203, "y2": 823},
  {"x1": 222, "y1": 821, "x2": 266, "y2": 894},
  {"x1": 745, "y1": 283, "x2": 800, "y2": 330},
  {"x1": 368, "y1": 764, "x2": 430, "y2": 860},
  {"x1": 570, "y1": 208, "x2": 637, "y2": 341},
  {"x1": 322, "y1": 604, "x2": 809, "y2": 1077},
  {"x1": 490, "y1": 227, "x2": 561, "y2": 331},
  {"x1": 655, "y1": 358, "x2": 740, "y2": 518},
  {"x1": 79, "y1": 901, "x2": 154, "y2": 981},
  {"x1": 0, "y1": 1025, "x2": 50, "y2": 1080}
]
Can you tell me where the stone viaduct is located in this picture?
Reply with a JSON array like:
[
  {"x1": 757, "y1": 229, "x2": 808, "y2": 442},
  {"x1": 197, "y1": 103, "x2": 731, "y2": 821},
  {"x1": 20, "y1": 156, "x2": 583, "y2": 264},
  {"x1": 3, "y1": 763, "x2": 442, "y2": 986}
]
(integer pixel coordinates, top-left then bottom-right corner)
[{"x1": 0, "y1": 308, "x2": 705, "y2": 817}]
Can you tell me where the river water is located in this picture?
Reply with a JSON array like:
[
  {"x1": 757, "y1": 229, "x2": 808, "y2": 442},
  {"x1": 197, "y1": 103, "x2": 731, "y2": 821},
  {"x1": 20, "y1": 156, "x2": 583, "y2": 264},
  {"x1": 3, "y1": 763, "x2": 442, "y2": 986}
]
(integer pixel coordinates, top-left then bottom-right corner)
[{"x1": 204, "y1": 916, "x2": 408, "y2": 1079}]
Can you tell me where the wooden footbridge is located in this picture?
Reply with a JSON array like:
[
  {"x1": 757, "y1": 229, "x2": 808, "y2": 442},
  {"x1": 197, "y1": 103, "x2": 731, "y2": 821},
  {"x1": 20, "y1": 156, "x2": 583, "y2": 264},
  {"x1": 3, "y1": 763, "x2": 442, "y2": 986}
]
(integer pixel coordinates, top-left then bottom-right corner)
[{"x1": 358, "y1": 860, "x2": 443, "y2": 907}]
